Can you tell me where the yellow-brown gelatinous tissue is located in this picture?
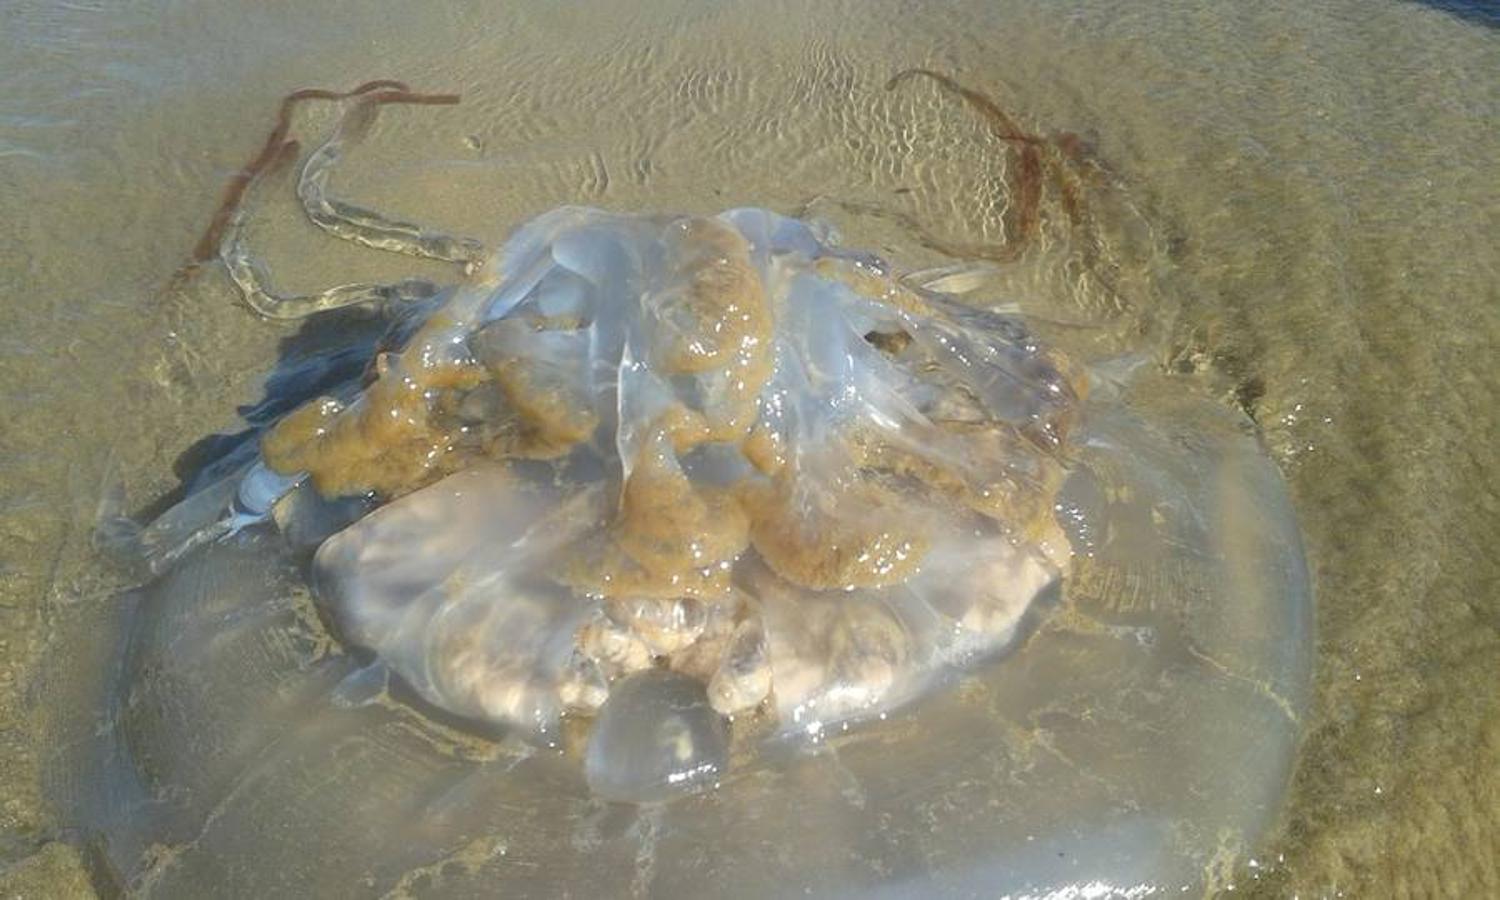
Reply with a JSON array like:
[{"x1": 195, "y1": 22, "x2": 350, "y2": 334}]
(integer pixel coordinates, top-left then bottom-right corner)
[
  {"x1": 261, "y1": 311, "x2": 487, "y2": 499},
  {"x1": 303, "y1": 206, "x2": 1086, "y2": 756},
  {"x1": 742, "y1": 472, "x2": 927, "y2": 592}
]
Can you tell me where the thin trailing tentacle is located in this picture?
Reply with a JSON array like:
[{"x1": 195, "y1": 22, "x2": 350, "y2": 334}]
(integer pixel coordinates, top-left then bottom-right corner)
[
  {"x1": 886, "y1": 68, "x2": 1041, "y2": 143},
  {"x1": 297, "y1": 90, "x2": 487, "y2": 269},
  {"x1": 187, "y1": 80, "x2": 473, "y2": 319},
  {"x1": 219, "y1": 140, "x2": 442, "y2": 320},
  {"x1": 815, "y1": 72, "x2": 1135, "y2": 322},
  {"x1": 190, "y1": 79, "x2": 414, "y2": 267},
  {"x1": 886, "y1": 68, "x2": 1084, "y2": 261}
]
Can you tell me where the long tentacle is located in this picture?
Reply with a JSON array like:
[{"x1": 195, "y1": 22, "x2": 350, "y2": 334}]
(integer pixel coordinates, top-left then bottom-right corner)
[
  {"x1": 219, "y1": 140, "x2": 443, "y2": 320},
  {"x1": 296, "y1": 90, "x2": 486, "y2": 269},
  {"x1": 190, "y1": 80, "x2": 413, "y2": 266},
  {"x1": 877, "y1": 71, "x2": 1144, "y2": 326},
  {"x1": 886, "y1": 68, "x2": 1041, "y2": 143},
  {"x1": 886, "y1": 68, "x2": 1059, "y2": 260},
  {"x1": 190, "y1": 81, "x2": 480, "y2": 319}
]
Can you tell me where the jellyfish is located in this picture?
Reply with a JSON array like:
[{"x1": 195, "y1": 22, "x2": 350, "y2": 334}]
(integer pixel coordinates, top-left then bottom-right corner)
[{"x1": 62, "y1": 78, "x2": 1312, "y2": 896}]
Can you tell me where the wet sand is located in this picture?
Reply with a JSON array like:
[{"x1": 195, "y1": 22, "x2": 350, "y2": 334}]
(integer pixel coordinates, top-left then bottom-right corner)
[{"x1": 1, "y1": 0, "x2": 1496, "y2": 895}]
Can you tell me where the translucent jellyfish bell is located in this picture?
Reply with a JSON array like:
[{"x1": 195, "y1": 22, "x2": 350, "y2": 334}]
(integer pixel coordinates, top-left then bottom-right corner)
[
  {"x1": 66, "y1": 204, "x2": 1310, "y2": 895},
  {"x1": 289, "y1": 207, "x2": 1085, "y2": 782}
]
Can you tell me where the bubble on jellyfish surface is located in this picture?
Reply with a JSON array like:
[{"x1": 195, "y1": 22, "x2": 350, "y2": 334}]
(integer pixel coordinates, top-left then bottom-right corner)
[{"x1": 59, "y1": 77, "x2": 1312, "y2": 898}]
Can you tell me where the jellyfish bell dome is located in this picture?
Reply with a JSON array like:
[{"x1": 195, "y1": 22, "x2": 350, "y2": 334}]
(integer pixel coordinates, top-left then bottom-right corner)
[
  {"x1": 290, "y1": 206, "x2": 1086, "y2": 784},
  {"x1": 73, "y1": 203, "x2": 1311, "y2": 896}
]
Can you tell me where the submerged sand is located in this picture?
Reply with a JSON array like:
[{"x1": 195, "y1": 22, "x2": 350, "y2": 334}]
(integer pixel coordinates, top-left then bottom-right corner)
[{"x1": 1, "y1": 0, "x2": 1496, "y2": 895}]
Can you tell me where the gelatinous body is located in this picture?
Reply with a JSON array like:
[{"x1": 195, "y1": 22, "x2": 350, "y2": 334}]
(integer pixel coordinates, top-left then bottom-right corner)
[
  {"x1": 272, "y1": 206, "x2": 1080, "y2": 764},
  {"x1": 585, "y1": 670, "x2": 730, "y2": 803},
  {"x1": 59, "y1": 106, "x2": 1311, "y2": 893}
]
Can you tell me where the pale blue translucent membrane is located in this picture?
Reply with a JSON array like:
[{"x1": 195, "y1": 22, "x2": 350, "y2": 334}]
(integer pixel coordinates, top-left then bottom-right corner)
[{"x1": 69, "y1": 209, "x2": 1310, "y2": 896}]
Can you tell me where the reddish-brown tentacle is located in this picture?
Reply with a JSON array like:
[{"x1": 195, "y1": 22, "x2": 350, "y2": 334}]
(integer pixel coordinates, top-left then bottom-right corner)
[
  {"x1": 188, "y1": 80, "x2": 414, "y2": 265},
  {"x1": 886, "y1": 68, "x2": 1093, "y2": 261},
  {"x1": 885, "y1": 68, "x2": 1042, "y2": 146}
]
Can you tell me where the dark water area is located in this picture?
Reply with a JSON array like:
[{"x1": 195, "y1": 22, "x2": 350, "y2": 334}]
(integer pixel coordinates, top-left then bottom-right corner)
[{"x1": 1411, "y1": 0, "x2": 1500, "y2": 29}]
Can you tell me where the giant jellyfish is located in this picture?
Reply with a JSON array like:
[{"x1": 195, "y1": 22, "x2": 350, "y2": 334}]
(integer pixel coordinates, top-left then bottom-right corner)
[{"x1": 62, "y1": 75, "x2": 1312, "y2": 896}]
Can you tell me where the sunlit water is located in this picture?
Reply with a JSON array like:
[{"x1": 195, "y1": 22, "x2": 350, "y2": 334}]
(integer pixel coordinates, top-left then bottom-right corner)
[{"x1": 1, "y1": 1, "x2": 1496, "y2": 896}]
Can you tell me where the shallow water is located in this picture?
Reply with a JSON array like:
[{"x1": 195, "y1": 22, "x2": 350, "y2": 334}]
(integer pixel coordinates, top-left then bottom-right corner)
[{"x1": 0, "y1": 0, "x2": 1496, "y2": 896}]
